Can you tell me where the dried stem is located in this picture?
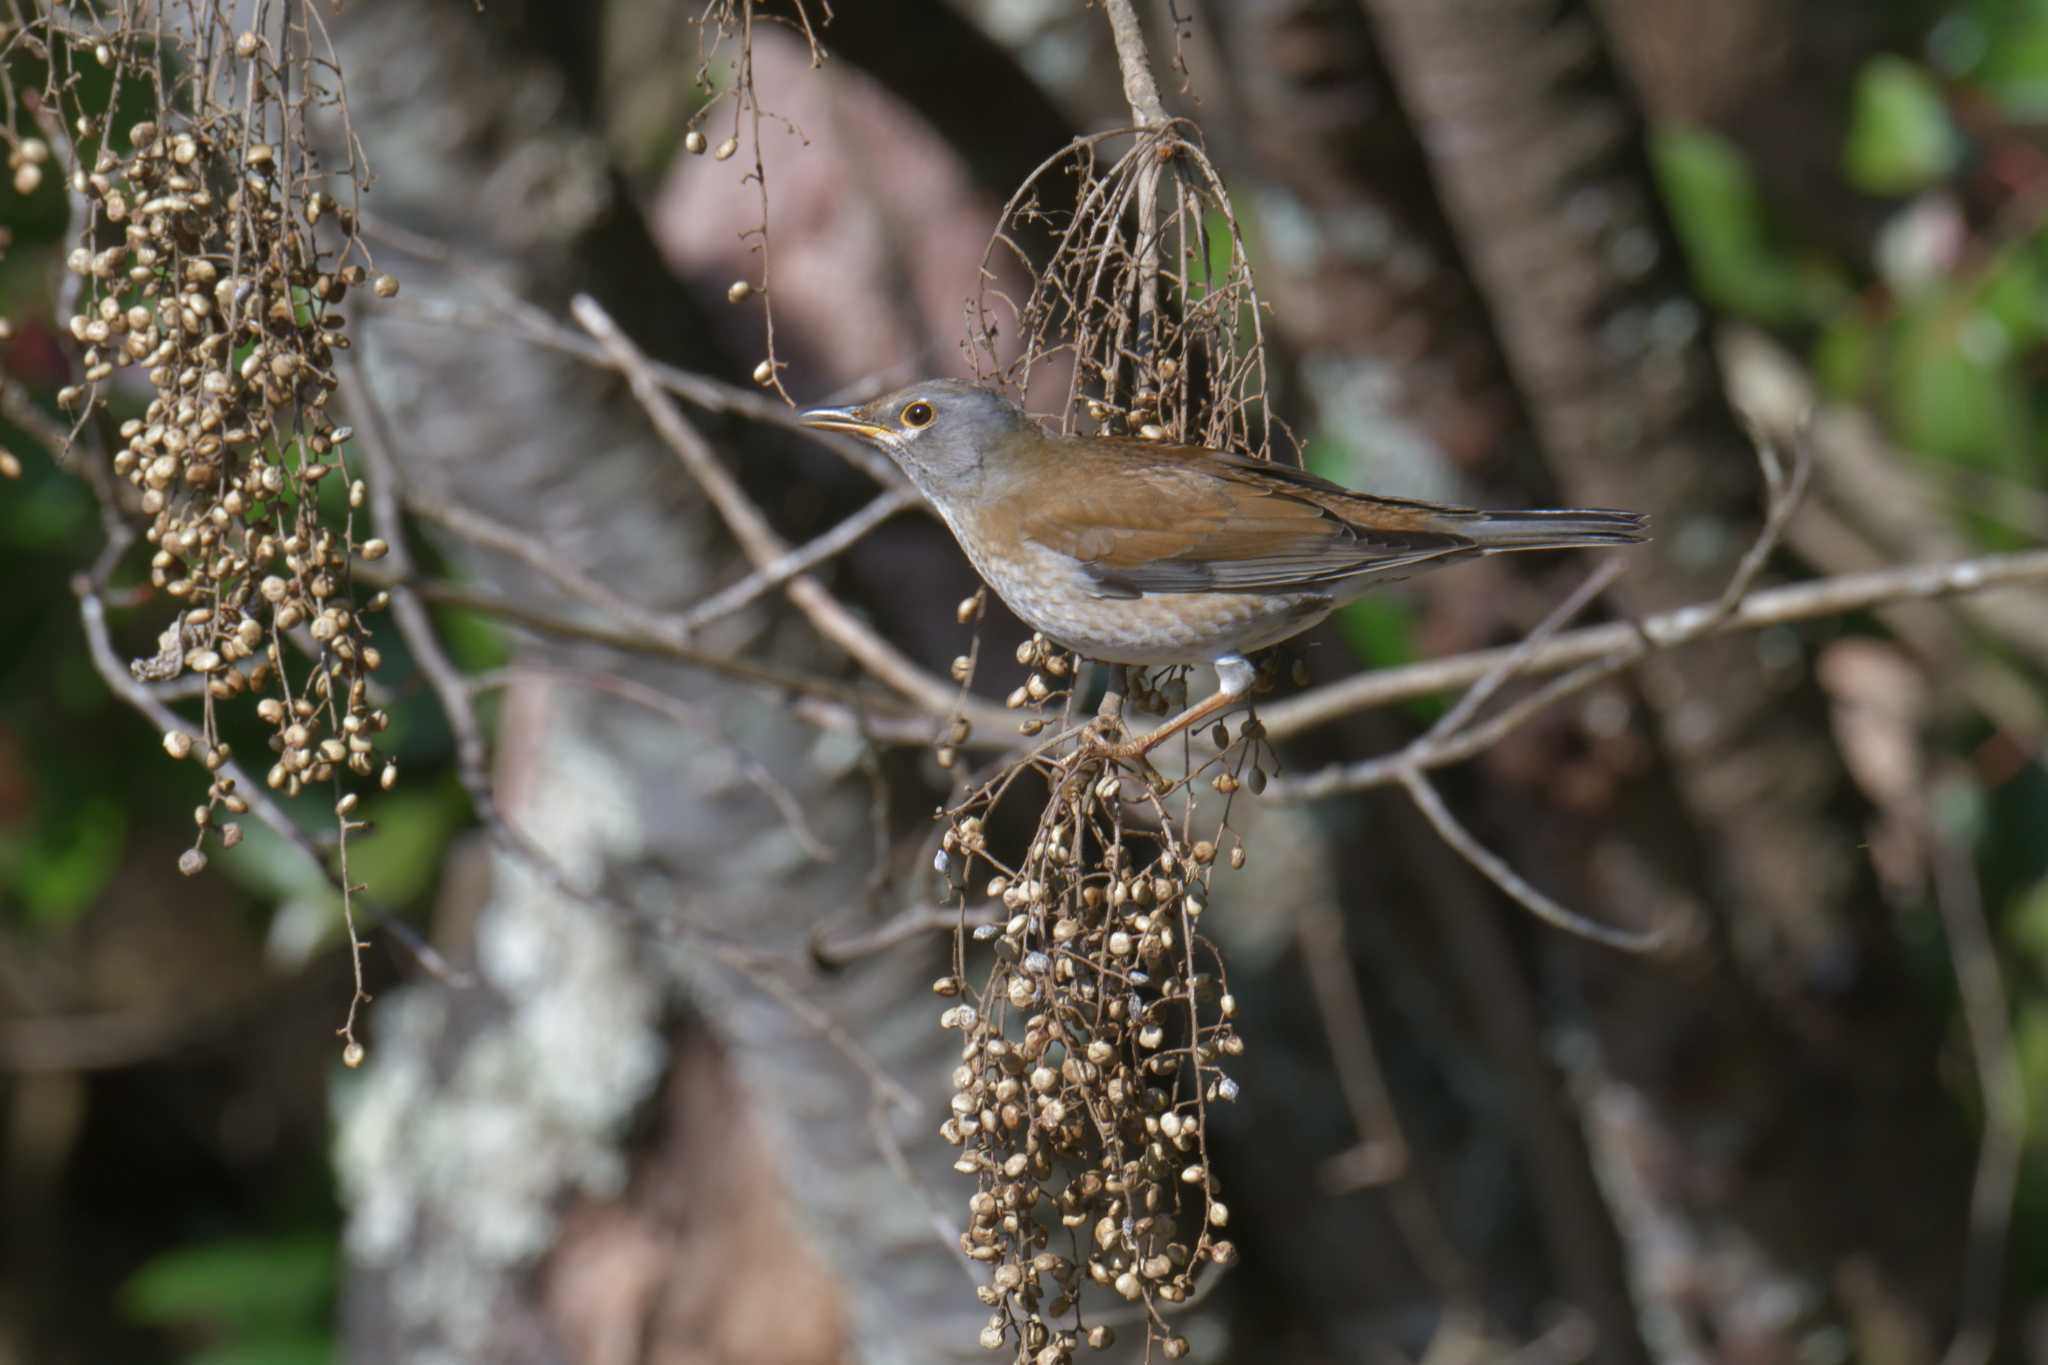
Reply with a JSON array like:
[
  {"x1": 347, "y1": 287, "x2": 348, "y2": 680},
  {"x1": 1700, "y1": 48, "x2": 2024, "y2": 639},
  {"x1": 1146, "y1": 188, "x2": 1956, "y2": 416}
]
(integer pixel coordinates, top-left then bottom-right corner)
[{"x1": 1930, "y1": 782, "x2": 2024, "y2": 1365}]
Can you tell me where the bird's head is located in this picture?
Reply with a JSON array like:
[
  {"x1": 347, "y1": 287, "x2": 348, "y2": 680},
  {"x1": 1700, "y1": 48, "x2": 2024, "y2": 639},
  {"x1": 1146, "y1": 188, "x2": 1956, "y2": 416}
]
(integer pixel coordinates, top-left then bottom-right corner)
[{"x1": 799, "y1": 378, "x2": 1038, "y2": 503}]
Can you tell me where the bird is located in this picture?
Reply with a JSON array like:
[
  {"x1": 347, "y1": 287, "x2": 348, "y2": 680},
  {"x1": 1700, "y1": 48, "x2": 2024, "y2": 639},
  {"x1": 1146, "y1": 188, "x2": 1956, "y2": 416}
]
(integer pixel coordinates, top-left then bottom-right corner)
[{"x1": 800, "y1": 378, "x2": 1647, "y2": 757}]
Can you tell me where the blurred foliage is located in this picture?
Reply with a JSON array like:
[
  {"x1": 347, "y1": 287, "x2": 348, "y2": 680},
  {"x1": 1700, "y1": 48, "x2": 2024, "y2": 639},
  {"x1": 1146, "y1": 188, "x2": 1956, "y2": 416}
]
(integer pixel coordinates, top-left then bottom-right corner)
[
  {"x1": 122, "y1": 1236, "x2": 336, "y2": 1365},
  {"x1": 1648, "y1": 0, "x2": 2048, "y2": 1310},
  {"x1": 1654, "y1": 128, "x2": 1849, "y2": 326},
  {"x1": 1844, "y1": 56, "x2": 1962, "y2": 195}
]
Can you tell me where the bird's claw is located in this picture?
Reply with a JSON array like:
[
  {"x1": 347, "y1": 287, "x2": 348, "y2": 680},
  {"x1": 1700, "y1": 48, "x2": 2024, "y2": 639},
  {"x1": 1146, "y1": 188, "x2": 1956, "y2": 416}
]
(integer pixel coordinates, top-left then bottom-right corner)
[{"x1": 1081, "y1": 721, "x2": 1167, "y2": 787}]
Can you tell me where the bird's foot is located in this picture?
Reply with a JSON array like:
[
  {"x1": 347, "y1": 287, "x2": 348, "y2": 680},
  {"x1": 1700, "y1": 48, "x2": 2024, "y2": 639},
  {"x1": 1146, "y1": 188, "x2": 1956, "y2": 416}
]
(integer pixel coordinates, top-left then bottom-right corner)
[
  {"x1": 1096, "y1": 655, "x2": 1255, "y2": 764},
  {"x1": 1077, "y1": 718, "x2": 1168, "y2": 788}
]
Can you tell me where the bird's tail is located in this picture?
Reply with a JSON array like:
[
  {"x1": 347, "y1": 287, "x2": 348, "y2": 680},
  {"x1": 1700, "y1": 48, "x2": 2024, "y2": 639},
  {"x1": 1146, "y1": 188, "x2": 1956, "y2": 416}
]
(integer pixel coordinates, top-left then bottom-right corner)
[{"x1": 1460, "y1": 507, "x2": 1649, "y2": 552}]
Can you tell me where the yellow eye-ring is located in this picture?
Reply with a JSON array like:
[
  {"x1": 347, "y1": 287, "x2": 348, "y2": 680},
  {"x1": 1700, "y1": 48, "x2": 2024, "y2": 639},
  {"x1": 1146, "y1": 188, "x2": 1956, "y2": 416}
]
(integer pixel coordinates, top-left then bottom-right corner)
[{"x1": 901, "y1": 400, "x2": 936, "y2": 429}]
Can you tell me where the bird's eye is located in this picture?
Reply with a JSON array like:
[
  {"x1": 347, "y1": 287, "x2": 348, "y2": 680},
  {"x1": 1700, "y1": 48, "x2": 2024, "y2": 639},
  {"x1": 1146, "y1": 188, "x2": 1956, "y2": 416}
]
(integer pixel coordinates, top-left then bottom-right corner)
[{"x1": 901, "y1": 400, "x2": 935, "y2": 429}]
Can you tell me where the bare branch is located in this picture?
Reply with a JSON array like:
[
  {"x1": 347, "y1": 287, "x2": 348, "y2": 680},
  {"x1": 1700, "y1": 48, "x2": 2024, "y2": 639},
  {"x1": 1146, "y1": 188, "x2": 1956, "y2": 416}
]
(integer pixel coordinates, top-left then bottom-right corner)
[
  {"x1": 1930, "y1": 784, "x2": 2024, "y2": 1365},
  {"x1": 468, "y1": 664, "x2": 835, "y2": 863},
  {"x1": 403, "y1": 492, "x2": 692, "y2": 638},
  {"x1": 572, "y1": 293, "x2": 991, "y2": 729},
  {"x1": 680, "y1": 486, "x2": 920, "y2": 634},
  {"x1": 359, "y1": 212, "x2": 908, "y2": 489},
  {"x1": 1398, "y1": 767, "x2": 1672, "y2": 954},
  {"x1": 1262, "y1": 547, "x2": 2048, "y2": 757},
  {"x1": 810, "y1": 903, "x2": 997, "y2": 967},
  {"x1": 1296, "y1": 902, "x2": 1475, "y2": 1304},
  {"x1": 1421, "y1": 558, "x2": 1626, "y2": 749},
  {"x1": 1102, "y1": 0, "x2": 1169, "y2": 128}
]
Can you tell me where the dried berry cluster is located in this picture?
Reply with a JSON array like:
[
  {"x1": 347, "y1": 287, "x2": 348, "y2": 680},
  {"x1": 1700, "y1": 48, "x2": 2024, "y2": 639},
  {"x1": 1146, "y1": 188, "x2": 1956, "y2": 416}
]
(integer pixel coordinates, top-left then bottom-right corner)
[
  {"x1": 970, "y1": 124, "x2": 1274, "y2": 462},
  {"x1": 1003, "y1": 632, "x2": 1075, "y2": 739},
  {"x1": 27, "y1": 15, "x2": 393, "y2": 875},
  {"x1": 933, "y1": 707, "x2": 1261, "y2": 1363}
]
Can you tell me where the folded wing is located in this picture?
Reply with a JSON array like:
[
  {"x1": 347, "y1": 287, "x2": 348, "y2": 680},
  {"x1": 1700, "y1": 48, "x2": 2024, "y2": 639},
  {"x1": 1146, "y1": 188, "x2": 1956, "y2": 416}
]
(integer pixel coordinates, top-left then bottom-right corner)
[{"x1": 1012, "y1": 449, "x2": 1478, "y2": 598}]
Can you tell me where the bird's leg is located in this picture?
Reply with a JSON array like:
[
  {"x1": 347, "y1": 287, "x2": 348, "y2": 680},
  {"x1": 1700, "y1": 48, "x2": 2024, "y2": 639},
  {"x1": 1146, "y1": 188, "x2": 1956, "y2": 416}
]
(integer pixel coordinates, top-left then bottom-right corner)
[
  {"x1": 1109, "y1": 655, "x2": 1255, "y2": 761},
  {"x1": 1097, "y1": 664, "x2": 1130, "y2": 728}
]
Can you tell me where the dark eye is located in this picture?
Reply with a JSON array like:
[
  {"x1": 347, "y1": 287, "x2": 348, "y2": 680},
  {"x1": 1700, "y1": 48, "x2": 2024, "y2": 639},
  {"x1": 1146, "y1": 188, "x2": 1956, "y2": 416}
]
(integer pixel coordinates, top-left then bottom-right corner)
[{"x1": 901, "y1": 400, "x2": 935, "y2": 429}]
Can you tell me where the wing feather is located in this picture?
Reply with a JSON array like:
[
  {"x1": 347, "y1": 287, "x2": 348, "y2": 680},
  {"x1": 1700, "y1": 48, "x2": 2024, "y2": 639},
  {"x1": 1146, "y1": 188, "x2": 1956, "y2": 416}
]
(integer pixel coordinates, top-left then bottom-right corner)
[{"x1": 1009, "y1": 448, "x2": 1478, "y2": 596}]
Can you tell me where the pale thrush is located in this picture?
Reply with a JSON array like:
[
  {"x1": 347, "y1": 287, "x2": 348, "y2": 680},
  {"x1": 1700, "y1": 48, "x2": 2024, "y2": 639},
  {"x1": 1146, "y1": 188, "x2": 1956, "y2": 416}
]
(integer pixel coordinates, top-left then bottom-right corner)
[{"x1": 801, "y1": 379, "x2": 1646, "y2": 753}]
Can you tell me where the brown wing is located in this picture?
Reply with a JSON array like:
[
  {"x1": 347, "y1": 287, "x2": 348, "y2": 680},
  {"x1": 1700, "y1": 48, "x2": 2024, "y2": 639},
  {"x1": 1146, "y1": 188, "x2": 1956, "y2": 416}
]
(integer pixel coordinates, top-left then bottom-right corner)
[{"x1": 1009, "y1": 444, "x2": 1477, "y2": 597}]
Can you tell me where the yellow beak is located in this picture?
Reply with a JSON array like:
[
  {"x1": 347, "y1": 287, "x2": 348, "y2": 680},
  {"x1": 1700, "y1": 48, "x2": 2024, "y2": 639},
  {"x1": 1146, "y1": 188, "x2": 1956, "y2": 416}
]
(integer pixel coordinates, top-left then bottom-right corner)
[{"x1": 798, "y1": 405, "x2": 892, "y2": 441}]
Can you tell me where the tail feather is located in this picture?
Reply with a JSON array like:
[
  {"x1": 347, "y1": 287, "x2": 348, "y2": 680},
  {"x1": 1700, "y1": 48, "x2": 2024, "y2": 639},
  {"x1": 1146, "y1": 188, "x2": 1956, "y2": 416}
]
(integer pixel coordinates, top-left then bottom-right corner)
[{"x1": 1462, "y1": 507, "x2": 1649, "y2": 552}]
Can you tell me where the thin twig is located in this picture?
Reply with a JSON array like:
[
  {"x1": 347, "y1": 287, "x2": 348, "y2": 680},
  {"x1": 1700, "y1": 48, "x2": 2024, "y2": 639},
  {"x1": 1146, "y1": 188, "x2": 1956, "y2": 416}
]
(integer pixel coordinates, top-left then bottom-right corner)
[
  {"x1": 334, "y1": 808, "x2": 372, "y2": 1059},
  {"x1": 572, "y1": 293, "x2": 981, "y2": 726},
  {"x1": 680, "y1": 486, "x2": 920, "y2": 634},
  {"x1": 810, "y1": 903, "x2": 998, "y2": 967},
  {"x1": 357, "y1": 211, "x2": 907, "y2": 489},
  {"x1": 404, "y1": 492, "x2": 689, "y2": 637},
  {"x1": 1421, "y1": 558, "x2": 1626, "y2": 750},
  {"x1": 1398, "y1": 767, "x2": 1669, "y2": 953},
  {"x1": 468, "y1": 664, "x2": 834, "y2": 862},
  {"x1": 1263, "y1": 547, "x2": 2048, "y2": 763},
  {"x1": 1279, "y1": 436, "x2": 1811, "y2": 951},
  {"x1": 1930, "y1": 780, "x2": 2024, "y2": 1365},
  {"x1": 386, "y1": 574, "x2": 902, "y2": 710},
  {"x1": 1296, "y1": 902, "x2": 1475, "y2": 1302}
]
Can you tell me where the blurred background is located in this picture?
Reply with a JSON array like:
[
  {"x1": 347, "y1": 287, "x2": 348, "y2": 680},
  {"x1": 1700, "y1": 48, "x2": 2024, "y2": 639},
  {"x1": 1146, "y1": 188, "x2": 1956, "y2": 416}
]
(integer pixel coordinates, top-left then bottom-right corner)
[{"x1": 3, "y1": 1, "x2": 2048, "y2": 1362}]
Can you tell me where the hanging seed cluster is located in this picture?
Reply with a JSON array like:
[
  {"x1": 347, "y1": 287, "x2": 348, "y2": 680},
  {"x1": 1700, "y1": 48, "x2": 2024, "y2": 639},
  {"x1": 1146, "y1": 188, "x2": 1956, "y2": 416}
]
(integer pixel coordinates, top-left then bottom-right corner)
[
  {"x1": 1002, "y1": 632, "x2": 1075, "y2": 739},
  {"x1": 932, "y1": 718, "x2": 1263, "y2": 1363},
  {"x1": 9, "y1": 9, "x2": 393, "y2": 874},
  {"x1": 682, "y1": 0, "x2": 833, "y2": 403},
  {"x1": 969, "y1": 122, "x2": 1275, "y2": 463}
]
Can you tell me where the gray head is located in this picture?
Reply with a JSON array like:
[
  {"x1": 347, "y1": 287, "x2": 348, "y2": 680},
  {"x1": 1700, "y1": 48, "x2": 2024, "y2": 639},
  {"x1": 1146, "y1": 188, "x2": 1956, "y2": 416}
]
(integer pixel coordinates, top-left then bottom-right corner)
[{"x1": 798, "y1": 378, "x2": 1038, "y2": 502}]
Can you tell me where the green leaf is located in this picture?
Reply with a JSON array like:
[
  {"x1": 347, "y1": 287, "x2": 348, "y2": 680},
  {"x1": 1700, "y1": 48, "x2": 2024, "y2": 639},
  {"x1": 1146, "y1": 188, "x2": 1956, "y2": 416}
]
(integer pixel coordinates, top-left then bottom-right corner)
[
  {"x1": 1973, "y1": 11, "x2": 2048, "y2": 117},
  {"x1": 1886, "y1": 299, "x2": 2030, "y2": 474},
  {"x1": 2014, "y1": 1002, "x2": 2048, "y2": 1141},
  {"x1": 1, "y1": 797, "x2": 126, "y2": 925},
  {"x1": 1844, "y1": 57, "x2": 1961, "y2": 195},
  {"x1": 1651, "y1": 126, "x2": 1843, "y2": 324},
  {"x1": 1974, "y1": 248, "x2": 2048, "y2": 351},
  {"x1": 1330, "y1": 596, "x2": 1416, "y2": 671},
  {"x1": 122, "y1": 1236, "x2": 336, "y2": 1330},
  {"x1": 1812, "y1": 310, "x2": 1880, "y2": 400},
  {"x1": 189, "y1": 1335, "x2": 334, "y2": 1365},
  {"x1": 0, "y1": 462, "x2": 96, "y2": 549},
  {"x1": 2010, "y1": 877, "x2": 2048, "y2": 976},
  {"x1": 434, "y1": 605, "x2": 510, "y2": 672},
  {"x1": 1332, "y1": 598, "x2": 1446, "y2": 721}
]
